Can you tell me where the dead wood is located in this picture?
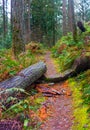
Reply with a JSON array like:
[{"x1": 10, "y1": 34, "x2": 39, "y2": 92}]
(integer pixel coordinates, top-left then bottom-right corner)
[
  {"x1": 36, "y1": 85, "x2": 62, "y2": 97},
  {"x1": 0, "y1": 62, "x2": 47, "y2": 90},
  {"x1": 45, "y1": 56, "x2": 90, "y2": 82}
]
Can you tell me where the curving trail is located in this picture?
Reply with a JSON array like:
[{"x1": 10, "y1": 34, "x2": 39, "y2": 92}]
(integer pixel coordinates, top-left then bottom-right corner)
[{"x1": 40, "y1": 51, "x2": 73, "y2": 130}]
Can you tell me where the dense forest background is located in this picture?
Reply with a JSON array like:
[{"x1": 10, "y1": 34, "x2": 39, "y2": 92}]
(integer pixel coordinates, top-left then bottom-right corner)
[{"x1": 0, "y1": 0, "x2": 90, "y2": 51}]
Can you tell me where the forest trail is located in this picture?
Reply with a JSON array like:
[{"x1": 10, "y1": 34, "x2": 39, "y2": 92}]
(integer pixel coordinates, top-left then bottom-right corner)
[{"x1": 39, "y1": 51, "x2": 73, "y2": 130}]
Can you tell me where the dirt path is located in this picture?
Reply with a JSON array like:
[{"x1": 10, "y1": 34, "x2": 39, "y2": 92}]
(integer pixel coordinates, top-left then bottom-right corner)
[{"x1": 40, "y1": 51, "x2": 73, "y2": 130}]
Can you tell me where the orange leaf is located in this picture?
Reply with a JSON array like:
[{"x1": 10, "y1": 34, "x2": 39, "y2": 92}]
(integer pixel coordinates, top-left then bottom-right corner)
[{"x1": 38, "y1": 106, "x2": 48, "y2": 121}]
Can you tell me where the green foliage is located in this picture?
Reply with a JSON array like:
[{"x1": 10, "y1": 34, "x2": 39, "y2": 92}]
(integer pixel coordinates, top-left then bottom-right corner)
[
  {"x1": 1, "y1": 87, "x2": 45, "y2": 129},
  {"x1": 24, "y1": 119, "x2": 29, "y2": 129},
  {"x1": 31, "y1": 0, "x2": 62, "y2": 45},
  {"x1": 51, "y1": 46, "x2": 59, "y2": 58},
  {"x1": 18, "y1": 50, "x2": 36, "y2": 68},
  {"x1": 59, "y1": 32, "x2": 85, "y2": 47},
  {"x1": 0, "y1": 32, "x2": 12, "y2": 49},
  {"x1": 61, "y1": 33, "x2": 75, "y2": 46},
  {"x1": 0, "y1": 6, "x2": 12, "y2": 49},
  {"x1": 84, "y1": 23, "x2": 90, "y2": 35},
  {"x1": 0, "y1": 47, "x2": 44, "y2": 81},
  {"x1": 68, "y1": 77, "x2": 90, "y2": 130},
  {"x1": 52, "y1": 45, "x2": 81, "y2": 72},
  {"x1": 0, "y1": 87, "x2": 30, "y2": 96},
  {"x1": 0, "y1": 49, "x2": 21, "y2": 81},
  {"x1": 58, "y1": 49, "x2": 79, "y2": 71},
  {"x1": 51, "y1": 28, "x2": 90, "y2": 71}
]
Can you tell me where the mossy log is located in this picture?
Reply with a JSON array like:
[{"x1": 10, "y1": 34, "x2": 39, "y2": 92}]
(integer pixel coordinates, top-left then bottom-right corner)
[
  {"x1": 0, "y1": 62, "x2": 47, "y2": 90},
  {"x1": 72, "y1": 56, "x2": 90, "y2": 73},
  {"x1": 45, "y1": 56, "x2": 90, "y2": 82}
]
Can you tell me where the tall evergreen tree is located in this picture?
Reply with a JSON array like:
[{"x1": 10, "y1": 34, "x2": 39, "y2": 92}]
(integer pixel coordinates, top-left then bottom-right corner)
[
  {"x1": 12, "y1": 0, "x2": 25, "y2": 58},
  {"x1": 31, "y1": 0, "x2": 62, "y2": 46},
  {"x1": 68, "y1": 0, "x2": 77, "y2": 41},
  {"x1": 62, "y1": 0, "x2": 67, "y2": 36}
]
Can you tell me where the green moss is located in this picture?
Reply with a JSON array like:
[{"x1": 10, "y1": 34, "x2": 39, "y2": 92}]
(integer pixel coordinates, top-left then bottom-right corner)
[
  {"x1": 34, "y1": 96, "x2": 45, "y2": 105},
  {"x1": 52, "y1": 46, "x2": 81, "y2": 72},
  {"x1": 68, "y1": 78, "x2": 90, "y2": 130}
]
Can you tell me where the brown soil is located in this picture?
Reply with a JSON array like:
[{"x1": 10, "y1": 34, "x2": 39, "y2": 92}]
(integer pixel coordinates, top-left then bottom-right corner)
[{"x1": 40, "y1": 51, "x2": 73, "y2": 130}]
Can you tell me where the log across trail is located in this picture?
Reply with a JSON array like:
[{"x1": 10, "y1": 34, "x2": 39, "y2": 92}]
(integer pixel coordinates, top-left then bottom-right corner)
[
  {"x1": 40, "y1": 51, "x2": 73, "y2": 130},
  {"x1": 0, "y1": 53, "x2": 90, "y2": 91},
  {"x1": 0, "y1": 62, "x2": 46, "y2": 90},
  {"x1": 45, "y1": 55, "x2": 90, "y2": 82}
]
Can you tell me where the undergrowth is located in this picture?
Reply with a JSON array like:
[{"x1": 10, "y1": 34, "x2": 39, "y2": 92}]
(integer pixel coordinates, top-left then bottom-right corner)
[
  {"x1": 0, "y1": 87, "x2": 45, "y2": 129},
  {"x1": 51, "y1": 23, "x2": 90, "y2": 72},
  {"x1": 68, "y1": 72, "x2": 90, "y2": 130},
  {"x1": 0, "y1": 42, "x2": 46, "y2": 129},
  {"x1": 0, "y1": 42, "x2": 45, "y2": 82}
]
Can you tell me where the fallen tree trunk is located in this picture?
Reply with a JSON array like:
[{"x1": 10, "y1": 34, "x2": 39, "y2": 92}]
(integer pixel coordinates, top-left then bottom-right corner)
[
  {"x1": 0, "y1": 62, "x2": 47, "y2": 90},
  {"x1": 45, "y1": 56, "x2": 90, "y2": 82},
  {"x1": 45, "y1": 69, "x2": 74, "y2": 82},
  {"x1": 0, "y1": 56, "x2": 90, "y2": 90}
]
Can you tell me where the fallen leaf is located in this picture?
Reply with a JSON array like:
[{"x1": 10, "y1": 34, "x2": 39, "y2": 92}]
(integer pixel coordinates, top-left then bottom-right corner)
[{"x1": 38, "y1": 106, "x2": 48, "y2": 121}]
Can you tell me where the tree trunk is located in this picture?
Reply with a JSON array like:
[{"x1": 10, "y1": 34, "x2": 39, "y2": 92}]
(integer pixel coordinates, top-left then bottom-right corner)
[
  {"x1": 68, "y1": 0, "x2": 72, "y2": 32},
  {"x1": 3, "y1": 0, "x2": 6, "y2": 37},
  {"x1": 12, "y1": 0, "x2": 25, "y2": 58},
  {"x1": 45, "y1": 56, "x2": 90, "y2": 82},
  {"x1": 62, "y1": 0, "x2": 67, "y2": 36},
  {"x1": 24, "y1": 0, "x2": 31, "y2": 43},
  {"x1": 0, "y1": 62, "x2": 47, "y2": 90},
  {"x1": 68, "y1": 0, "x2": 77, "y2": 41},
  {"x1": 27, "y1": 0, "x2": 31, "y2": 43},
  {"x1": 52, "y1": 0, "x2": 55, "y2": 45}
]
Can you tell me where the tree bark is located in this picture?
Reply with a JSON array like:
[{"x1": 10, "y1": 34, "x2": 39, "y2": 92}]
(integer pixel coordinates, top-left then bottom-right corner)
[
  {"x1": 12, "y1": 0, "x2": 25, "y2": 58},
  {"x1": 62, "y1": 0, "x2": 67, "y2": 36},
  {"x1": 3, "y1": 0, "x2": 6, "y2": 37},
  {"x1": 68, "y1": 0, "x2": 77, "y2": 41},
  {"x1": 0, "y1": 62, "x2": 47, "y2": 90},
  {"x1": 24, "y1": 0, "x2": 31, "y2": 43}
]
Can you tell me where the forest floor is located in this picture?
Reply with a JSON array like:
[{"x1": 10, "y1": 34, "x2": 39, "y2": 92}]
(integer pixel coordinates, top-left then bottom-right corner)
[
  {"x1": 1, "y1": 50, "x2": 90, "y2": 130},
  {"x1": 39, "y1": 51, "x2": 73, "y2": 130}
]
